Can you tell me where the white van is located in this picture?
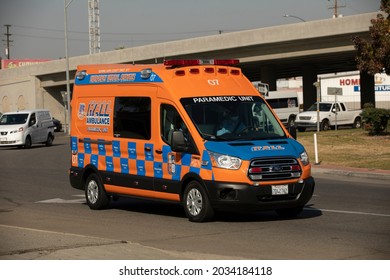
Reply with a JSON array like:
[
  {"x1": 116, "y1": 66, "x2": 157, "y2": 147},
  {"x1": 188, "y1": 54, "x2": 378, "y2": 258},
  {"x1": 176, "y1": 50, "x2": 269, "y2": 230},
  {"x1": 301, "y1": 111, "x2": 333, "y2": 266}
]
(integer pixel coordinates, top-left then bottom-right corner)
[
  {"x1": 0, "y1": 110, "x2": 55, "y2": 148},
  {"x1": 264, "y1": 91, "x2": 300, "y2": 127}
]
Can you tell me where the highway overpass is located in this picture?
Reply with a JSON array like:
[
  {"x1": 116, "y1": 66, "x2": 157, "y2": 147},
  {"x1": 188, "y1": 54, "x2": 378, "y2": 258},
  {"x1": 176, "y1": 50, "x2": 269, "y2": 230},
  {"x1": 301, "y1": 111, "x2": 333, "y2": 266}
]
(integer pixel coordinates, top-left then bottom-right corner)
[{"x1": 0, "y1": 12, "x2": 378, "y2": 124}]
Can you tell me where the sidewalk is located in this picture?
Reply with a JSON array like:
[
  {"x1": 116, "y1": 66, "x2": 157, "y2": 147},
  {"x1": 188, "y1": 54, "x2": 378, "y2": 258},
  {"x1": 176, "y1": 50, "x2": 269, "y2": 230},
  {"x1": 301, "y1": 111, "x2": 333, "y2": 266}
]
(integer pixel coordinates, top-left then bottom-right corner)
[{"x1": 0, "y1": 225, "x2": 236, "y2": 260}]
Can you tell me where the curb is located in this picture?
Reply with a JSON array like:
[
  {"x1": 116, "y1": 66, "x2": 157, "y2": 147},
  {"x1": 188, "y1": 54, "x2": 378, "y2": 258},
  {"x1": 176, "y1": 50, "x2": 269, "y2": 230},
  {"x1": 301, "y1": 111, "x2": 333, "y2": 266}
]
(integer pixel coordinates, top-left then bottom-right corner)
[{"x1": 312, "y1": 164, "x2": 390, "y2": 181}]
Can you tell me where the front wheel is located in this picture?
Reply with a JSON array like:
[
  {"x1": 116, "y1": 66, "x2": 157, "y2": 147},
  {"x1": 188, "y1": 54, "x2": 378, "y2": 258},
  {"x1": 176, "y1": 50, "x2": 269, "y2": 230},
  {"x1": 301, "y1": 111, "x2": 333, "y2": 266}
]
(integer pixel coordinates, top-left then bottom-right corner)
[
  {"x1": 183, "y1": 181, "x2": 214, "y2": 222},
  {"x1": 24, "y1": 136, "x2": 32, "y2": 149},
  {"x1": 85, "y1": 173, "x2": 110, "y2": 210},
  {"x1": 320, "y1": 119, "x2": 330, "y2": 131}
]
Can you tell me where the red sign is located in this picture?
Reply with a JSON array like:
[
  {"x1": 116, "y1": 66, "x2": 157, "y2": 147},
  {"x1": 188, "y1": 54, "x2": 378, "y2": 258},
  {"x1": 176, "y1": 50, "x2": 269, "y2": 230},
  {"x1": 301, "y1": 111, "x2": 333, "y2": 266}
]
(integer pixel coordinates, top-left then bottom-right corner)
[{"x1": 1, "y1": 59, "x2": 50, "y2": 69}]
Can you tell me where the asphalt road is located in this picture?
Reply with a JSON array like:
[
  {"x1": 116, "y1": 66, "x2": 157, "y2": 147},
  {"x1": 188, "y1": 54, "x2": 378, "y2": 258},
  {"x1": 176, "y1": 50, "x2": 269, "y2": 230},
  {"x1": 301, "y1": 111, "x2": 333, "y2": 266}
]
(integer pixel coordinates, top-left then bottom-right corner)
[{"x1": 0, "y1": 134, "x2": 389, "y2": 260}]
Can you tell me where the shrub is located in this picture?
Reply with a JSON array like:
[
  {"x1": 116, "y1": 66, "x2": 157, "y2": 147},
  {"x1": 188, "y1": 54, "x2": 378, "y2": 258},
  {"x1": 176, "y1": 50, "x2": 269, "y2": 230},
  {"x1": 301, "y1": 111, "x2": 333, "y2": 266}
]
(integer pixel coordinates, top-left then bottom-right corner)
[{"x1": 361, "y1": 103, "x2": 390, "y2": 135}]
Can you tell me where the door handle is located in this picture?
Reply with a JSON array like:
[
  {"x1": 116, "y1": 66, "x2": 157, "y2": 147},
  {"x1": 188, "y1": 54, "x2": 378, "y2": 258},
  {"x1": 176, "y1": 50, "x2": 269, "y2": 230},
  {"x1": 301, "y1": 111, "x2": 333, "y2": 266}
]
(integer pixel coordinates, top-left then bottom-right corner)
[{"x1": 155, "y1": 149, "x2": 163, "y2": 154}]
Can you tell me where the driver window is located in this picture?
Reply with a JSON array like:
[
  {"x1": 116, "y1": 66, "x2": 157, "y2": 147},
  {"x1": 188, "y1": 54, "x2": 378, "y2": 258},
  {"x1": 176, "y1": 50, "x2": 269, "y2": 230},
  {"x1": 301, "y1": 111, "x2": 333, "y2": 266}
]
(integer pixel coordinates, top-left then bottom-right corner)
[
  {"x1": 161, "y1": 104, "x2": 182, "y2": 143},
  {"x1": 160, "y1": 104, "x2": 198, "y2": 154},
  {"x1": 29, "y1": 113, "x2": 36, "y2": 127}
]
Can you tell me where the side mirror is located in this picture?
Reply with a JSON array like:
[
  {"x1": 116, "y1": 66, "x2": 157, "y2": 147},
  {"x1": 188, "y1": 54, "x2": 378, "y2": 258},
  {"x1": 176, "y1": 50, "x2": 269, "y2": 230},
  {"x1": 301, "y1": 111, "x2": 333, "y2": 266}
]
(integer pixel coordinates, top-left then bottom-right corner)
[
  {"x1": 288, "y1": 126, "x2": 297, "y2": 140},
  {"x1": 169, "y1": 130, "x2": 188, "y2": 152}
]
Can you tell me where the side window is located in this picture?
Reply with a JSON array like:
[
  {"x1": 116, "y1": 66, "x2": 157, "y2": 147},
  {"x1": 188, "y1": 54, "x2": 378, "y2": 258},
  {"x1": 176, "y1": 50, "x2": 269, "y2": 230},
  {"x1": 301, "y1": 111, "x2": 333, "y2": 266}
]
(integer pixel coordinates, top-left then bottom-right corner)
[
  {"x1": 161, "y1": 104, "x2": 186, "y2": 143},
  {"x1": 29, "y1": 113, "x2": 36, "y2": 126},
  {"x1": 160, "y1": 104, "x2": 198, "y2": 154},
  {"x1": 287, "y1": 98, "x2": 298, "y2": 108},
  {"x1": 340, "y1": 103, "x2": 346, "y2": 111},
  {"x1": 114, "y1": 97, "x2": 151, "y2": 140}
]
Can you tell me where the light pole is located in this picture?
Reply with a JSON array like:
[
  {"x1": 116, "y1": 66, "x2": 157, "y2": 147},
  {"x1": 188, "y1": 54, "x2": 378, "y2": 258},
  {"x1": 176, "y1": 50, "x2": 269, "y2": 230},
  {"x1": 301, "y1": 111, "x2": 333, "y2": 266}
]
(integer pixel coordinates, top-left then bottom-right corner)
[
  {"x1": 64, "y1": 0, "x2": 74, "y2": 135},
  {"x1": 283, "y1": 14, "x2": 306, "y2": 22}
]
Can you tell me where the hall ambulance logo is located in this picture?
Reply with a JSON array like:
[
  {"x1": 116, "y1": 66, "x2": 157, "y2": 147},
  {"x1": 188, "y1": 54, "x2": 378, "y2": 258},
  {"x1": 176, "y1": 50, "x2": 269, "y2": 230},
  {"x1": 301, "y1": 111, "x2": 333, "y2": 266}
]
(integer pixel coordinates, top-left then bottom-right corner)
[{"x1": 78, "y1": 101, "x2": 112, "y2": 125}]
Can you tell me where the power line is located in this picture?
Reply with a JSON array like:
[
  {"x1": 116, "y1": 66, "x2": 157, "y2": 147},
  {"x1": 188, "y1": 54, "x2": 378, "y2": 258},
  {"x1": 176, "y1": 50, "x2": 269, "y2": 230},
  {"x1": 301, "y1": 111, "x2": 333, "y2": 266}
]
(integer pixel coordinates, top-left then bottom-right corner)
[{"x1": 10, "y1": 24, "x2": 235, "y2": 36}]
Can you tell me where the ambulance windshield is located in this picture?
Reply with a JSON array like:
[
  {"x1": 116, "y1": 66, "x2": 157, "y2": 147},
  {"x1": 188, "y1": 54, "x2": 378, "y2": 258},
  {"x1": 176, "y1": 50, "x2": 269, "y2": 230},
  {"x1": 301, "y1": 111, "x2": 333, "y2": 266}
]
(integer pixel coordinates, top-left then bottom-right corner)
[{"x1": 181, "y1": 95, "x2": 286, "y2": 141}]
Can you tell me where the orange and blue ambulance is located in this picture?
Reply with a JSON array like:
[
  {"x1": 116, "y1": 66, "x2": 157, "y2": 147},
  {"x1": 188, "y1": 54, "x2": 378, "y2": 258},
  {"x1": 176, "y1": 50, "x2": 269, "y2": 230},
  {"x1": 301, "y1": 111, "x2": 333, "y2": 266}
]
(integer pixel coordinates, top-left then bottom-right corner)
[{"x1": 69, "y1": 59, "x2": 314, "y2": 222}]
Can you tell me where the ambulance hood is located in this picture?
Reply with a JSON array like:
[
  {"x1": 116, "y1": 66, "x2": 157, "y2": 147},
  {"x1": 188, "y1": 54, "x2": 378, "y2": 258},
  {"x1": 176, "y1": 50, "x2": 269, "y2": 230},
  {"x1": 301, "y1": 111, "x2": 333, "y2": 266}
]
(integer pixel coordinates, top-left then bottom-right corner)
[{"x1": 204, "y1": 138, "x2": 304, "y2": 160}]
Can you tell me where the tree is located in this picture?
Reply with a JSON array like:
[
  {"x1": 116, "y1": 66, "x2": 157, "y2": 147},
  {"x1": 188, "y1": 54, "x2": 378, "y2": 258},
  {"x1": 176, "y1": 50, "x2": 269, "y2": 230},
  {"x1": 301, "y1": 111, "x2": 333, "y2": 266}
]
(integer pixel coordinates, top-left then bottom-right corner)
[{"x1": 352, "y1": 0, "x2": 390, "y2": 75}]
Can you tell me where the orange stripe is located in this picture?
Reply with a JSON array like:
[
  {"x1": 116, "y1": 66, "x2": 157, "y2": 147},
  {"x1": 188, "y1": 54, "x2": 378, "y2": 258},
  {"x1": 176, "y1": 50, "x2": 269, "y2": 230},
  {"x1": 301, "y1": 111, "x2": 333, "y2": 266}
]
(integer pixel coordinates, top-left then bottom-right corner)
[{"x1": 105, "y1": 184, "x2": 180, "y2": 202}]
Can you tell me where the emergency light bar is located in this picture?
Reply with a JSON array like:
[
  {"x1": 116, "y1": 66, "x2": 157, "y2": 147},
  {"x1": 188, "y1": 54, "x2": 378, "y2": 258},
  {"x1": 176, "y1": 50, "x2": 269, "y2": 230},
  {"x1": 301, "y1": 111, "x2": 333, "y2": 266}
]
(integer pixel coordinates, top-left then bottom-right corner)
[{"x1": 164, "y1": 59, "x2": 239, "y2": 67}]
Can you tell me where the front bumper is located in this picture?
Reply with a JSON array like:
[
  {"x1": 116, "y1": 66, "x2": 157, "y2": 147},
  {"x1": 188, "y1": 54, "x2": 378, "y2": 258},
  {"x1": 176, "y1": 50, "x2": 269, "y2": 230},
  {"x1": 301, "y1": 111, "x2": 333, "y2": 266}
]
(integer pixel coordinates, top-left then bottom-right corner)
[
  {"x1": 205, "y1": 177, "x2": 315, "y2": 211},
  {"x1": 295, "y1": 121, "x2": 317, "y2": 128},
  {"x1": 0, "y1": 133, "x2": 24, "y2": 146}
]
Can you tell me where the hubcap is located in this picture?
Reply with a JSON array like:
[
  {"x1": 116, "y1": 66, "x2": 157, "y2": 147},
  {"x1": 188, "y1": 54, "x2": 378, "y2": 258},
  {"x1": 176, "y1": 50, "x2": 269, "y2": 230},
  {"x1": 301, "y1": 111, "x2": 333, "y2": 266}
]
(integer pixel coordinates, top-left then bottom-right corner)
[
  {"x1": 87, "y1": 180, "x2": 99, "y2": 204},
  {"x1": 186, "y1": 188, "x2": 203, "y2": 216}
]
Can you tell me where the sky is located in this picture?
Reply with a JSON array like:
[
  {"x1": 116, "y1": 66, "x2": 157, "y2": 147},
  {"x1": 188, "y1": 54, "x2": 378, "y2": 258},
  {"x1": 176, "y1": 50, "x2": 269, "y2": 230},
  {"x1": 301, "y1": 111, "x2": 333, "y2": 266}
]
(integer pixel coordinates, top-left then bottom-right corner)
[{"x1": 0, "y1": 0, "x2": 381, "y2": 60}]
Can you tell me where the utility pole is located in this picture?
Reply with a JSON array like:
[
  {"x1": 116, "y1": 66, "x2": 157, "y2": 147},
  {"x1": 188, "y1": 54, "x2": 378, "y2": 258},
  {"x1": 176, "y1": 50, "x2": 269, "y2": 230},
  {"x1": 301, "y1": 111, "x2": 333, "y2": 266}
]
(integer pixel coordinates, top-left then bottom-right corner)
[
  {"x1": 88, "y1": 0, "x2": 100, "y2": 54},
  {"x1": 3, "y1": 24, "x2": 13, "y2": 59},
  {"x1": 328, "y1": 0, "x2": 346, "y2": 18}
]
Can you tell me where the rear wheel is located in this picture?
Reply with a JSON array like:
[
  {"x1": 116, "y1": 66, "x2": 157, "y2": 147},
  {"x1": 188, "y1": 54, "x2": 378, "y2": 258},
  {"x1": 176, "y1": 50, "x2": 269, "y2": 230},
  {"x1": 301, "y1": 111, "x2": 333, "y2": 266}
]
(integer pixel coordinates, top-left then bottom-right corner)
[
  {"x1": 45, "y1": 134, "x2": 54, "y2": 146},
  {"x1": 287, "y1": 116, "x2": 296, "y2": 128},
  {"x1": 353, "y1": 117, "x2": 362, "y2": 129},
  {"x1": 183, "y1": 181, "x2": 214, "y2": 222},
  {"x1": 85, "y1": 173, "x2": 110, "y2": 210}
]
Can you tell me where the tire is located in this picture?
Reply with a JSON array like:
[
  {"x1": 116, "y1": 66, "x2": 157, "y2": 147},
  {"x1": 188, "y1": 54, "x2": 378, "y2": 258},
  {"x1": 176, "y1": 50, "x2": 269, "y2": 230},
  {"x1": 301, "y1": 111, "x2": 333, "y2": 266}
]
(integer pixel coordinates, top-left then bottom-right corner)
[
  {"x1": 320, "y1": 119, "x2": 330, "y2": 131},
  {"x1": 275, "y1": 206, "x2": 304, "y2": 218},
  {"x1": 45, "y1": 134, "x2": 54, "y2": 146},
  {"x1": 287, "y1": 116, "x2": 296, "y2": 128},
  {"x1": 183, "y1": 180, "x2": 214, "y2": 222},
  {"x1": 85, "y1": 173, "x2": 110, "y2": 210},
  {"x1": 24, "y1": 136, "x2": 32, "y2": 149},
  {"x1": 353, "y1": 117, "x2": 362, "y2": 129}
]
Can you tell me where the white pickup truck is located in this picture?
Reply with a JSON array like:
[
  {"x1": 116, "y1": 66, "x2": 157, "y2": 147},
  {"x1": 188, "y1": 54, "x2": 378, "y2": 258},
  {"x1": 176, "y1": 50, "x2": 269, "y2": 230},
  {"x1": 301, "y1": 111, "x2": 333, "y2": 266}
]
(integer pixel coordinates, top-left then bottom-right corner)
[{"x1": 295, "y1": 102, "x2": 362, "y2": 132}]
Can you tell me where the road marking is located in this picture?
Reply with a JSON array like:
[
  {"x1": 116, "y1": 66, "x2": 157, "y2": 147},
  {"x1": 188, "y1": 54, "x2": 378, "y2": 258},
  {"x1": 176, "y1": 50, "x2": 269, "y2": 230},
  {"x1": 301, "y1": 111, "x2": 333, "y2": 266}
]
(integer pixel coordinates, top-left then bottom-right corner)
[
  {"x1": 35, "y1": 196, "x2": 390, "y2": 218},
  {"x1": 305, "y1": 207, "x2": 390, "y2": 217},
  {"x1": 36, "y1": 195, "x2": 85, "y2": 204}
]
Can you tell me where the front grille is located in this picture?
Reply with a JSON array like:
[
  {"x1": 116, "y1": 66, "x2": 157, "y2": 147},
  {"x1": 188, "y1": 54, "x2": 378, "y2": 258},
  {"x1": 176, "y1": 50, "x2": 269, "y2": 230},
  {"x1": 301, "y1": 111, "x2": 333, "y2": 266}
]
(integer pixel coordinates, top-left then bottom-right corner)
[
  {"x1": 248, "y1": 157, "x2": 301, "y2": 181},
  {"x1": 0, "y1": 141, "x2": 16, "y2": 144},
  {"x1": 299, "y1": 116, "x2": 311, "y2": 120}
]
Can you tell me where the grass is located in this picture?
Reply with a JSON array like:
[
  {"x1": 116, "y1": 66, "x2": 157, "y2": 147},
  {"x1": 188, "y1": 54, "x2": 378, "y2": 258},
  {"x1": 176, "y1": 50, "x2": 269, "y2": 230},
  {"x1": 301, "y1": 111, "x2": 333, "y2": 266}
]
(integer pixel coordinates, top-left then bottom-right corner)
[{"x1": 296, "y1": 128, "x2": 390, "y2": 170}]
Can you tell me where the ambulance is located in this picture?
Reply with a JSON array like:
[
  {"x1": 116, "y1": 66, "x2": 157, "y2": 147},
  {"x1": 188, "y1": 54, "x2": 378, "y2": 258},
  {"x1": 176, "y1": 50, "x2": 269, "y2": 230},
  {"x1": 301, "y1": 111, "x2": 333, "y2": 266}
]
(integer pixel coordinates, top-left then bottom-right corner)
[{"x1": 69, "y1": 59, "x2": 315, "y2": 222}]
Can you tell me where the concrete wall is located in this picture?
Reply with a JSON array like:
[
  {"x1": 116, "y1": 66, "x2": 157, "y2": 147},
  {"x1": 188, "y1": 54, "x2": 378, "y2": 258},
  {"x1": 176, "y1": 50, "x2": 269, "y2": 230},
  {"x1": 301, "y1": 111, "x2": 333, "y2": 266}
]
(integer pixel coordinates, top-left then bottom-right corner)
[{"x1": 0, "y1": 76, "x2": 36, "y2": 113}]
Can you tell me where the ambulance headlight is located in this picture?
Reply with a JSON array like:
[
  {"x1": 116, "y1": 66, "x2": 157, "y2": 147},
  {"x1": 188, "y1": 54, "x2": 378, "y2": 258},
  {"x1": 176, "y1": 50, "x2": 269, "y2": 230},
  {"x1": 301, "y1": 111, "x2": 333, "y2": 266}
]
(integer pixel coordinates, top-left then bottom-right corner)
[
  {"x1": 300, "y1": 151, "x2": 310, "y2": 166},
  {"x1": 208, "y1": 151, "x2": 242, "y2": 170}
]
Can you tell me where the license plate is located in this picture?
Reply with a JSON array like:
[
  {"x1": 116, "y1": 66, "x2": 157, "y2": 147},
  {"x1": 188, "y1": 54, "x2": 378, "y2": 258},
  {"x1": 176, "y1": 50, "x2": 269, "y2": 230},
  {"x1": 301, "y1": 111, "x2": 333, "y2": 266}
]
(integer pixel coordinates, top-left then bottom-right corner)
[{"x1": 271, "y1": 184, "x2": 289, "y2": 195}]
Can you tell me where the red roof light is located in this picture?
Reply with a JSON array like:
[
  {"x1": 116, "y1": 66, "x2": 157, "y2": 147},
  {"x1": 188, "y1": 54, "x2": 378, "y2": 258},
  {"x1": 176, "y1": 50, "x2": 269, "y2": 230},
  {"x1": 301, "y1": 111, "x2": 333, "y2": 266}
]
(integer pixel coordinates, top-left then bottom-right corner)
[{"x1": 164, "y1": 59, "x2": 239, "y2": 67}]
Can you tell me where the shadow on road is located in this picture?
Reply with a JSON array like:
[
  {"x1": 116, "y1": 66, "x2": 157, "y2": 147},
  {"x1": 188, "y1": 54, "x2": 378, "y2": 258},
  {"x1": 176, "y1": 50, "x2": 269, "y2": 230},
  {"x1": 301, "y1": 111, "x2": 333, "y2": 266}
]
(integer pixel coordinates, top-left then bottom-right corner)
[{"x1": 89, "y1": 196, "x2": 322, "y2": 223}]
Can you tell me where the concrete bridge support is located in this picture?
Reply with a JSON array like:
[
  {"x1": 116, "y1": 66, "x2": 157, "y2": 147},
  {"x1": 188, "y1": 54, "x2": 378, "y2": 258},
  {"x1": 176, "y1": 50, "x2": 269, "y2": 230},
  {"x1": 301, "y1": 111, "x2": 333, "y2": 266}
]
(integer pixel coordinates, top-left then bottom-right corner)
[
  {"x1": 302, "y1": 65, "x2": 318, "y2": 110},
  {"x1": 260, "y1": 66, "x2": 277, "y2": 91},
  {"x1": 360, "y1": 71, "x2": 375, "y2": 108}
]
